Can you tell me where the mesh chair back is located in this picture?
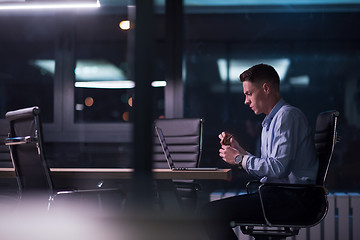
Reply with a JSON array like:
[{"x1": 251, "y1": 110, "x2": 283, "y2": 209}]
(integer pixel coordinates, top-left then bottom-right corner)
[
  {"x1": 314, "y1": 110, "x2": 339, "y2": 186},
  {"x1": 5, "y1": 106, "x2": 53, "y2": 195},
  {"x1": 153, "y1": 118, "x2": 203, "y2": 169}
]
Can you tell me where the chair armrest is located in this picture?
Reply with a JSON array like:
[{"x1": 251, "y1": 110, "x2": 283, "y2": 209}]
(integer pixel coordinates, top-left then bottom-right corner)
[
  {"x1": 246, "y1": 180, "x2": 261, "y2": 194},
  {"x1": 48, "y1": 188, "x2": 127, "y2": 214},
  {"x1": 258, "y1": 183, "x2": 328, "y2": 227},
  {"x1": 5, "y1": 136, "x2": 36, "y2": 145}
]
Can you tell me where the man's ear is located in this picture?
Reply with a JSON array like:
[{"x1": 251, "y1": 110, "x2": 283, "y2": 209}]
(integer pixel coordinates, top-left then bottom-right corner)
[{"x1": 262, "y1": 82, "x2": 271, "y2": 94}]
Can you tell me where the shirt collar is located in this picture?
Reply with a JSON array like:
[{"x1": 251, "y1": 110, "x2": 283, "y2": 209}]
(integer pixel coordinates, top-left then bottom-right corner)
[{"x1": 262, "y1": 98, "x2": 286, "y2": 131}]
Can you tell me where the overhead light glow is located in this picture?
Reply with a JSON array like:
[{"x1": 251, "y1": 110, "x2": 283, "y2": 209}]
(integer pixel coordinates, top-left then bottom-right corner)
[
  {"x1": 217, "y1": 59, "x2": 228, "y2": 81},
  {"x1": 185, "y1": 0, "x2": 360, "y2": 6},
  {"x1": 75, "y1": 80, "x2": 167, "y2": 89},
  {"x1": 0, "y1": 0, "x2": 100, "y2": 10},
  {"x1": 30, "y1": 59, "x2": 55, "y2": 74},
  {"x1": 31, "y1": 59, "x2": 167, "y2": 89},
  {"x1": 151, "y1": 81, "x2": 167, "y2": 87},
  {"x1": 75, "y1": 59, "x2": 126, "y2": 81},
  {"x1": 75, "y1": 81, "x2": 135, "y2": 89},
  {"x1": 217, "y1": 58, "x2": 291, "y2": 82},
  {"x1": 289, "y1": 75, "x2": 310, "y2": 86}
]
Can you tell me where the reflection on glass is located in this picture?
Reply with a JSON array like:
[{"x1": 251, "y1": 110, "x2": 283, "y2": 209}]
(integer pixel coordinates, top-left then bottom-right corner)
[
  {"x1": 73, "y1": 58, "x2": 165, "y2": 123},
  {"x1": 30, "y1": 59, "x2": 55, "y2": 75},
  {"x1": 217, "y1": 58, "x2": 290, "y2": 82},
  {"x1": 75, "y1": 59, "x2": 127, "y2": 81}
]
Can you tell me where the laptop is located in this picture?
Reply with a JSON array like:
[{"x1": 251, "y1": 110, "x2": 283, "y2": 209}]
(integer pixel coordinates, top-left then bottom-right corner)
[{"x1": 155, "y1": 126, "x2": 218, "y2": 171}]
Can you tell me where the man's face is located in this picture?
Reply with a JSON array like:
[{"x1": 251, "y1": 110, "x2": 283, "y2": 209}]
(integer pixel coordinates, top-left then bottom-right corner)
[{"x1": 243, "y1": 81, "x2": 267, "y2": 115}]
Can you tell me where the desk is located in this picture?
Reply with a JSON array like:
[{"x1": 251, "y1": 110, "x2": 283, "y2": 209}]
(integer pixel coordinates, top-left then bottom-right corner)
[
  {"x1": 0, "y1": 167, "x2": 231, "y2": 212},
  {"x1": 0, "y1": 167, "x2": 232, "y2": 180}
]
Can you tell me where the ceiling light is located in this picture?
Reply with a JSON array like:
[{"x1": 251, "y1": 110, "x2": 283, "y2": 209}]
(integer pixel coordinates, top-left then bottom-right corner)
[
  {"x1": 74, "y1": 80, "x2": 167, "y2": 89},
  {"x1": 75, "y1": 81, "x2": 135, "y2": 89},
  {"x1": 75, "y1": 59, "x2": 126, "y2": 81},
  {"x1": 0, "y1": 0, "x2": 100, "y2": 10},
  {"x1": 119, "y1": 20, "x2": 131, "y2": 30},
  {"x1": 151, "y1": 81, "x2": 167, "y2": 87},
  {"x1": 31, "y1": 59, "x2": 167, "y2": 89},
  {"x1": 184, "y1": 0, "x2": 360, "y2": 6}
]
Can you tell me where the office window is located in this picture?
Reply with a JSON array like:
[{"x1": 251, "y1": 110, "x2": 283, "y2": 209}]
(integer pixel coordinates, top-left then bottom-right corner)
[
  {"x1": 74, "y1": 43, "x2": 133, "y2": 123},
  {"x1": 73, "y1": 45, "x2": 165, "y2": 123},
  {"x1": 73, "y1": 13, "x2": 166, "y2": 124}
]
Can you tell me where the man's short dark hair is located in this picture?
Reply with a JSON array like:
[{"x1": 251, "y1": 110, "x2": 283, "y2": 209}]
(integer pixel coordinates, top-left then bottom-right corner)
[{"x1": 239, "y1": 63, "x2": 280, "y2": 89}]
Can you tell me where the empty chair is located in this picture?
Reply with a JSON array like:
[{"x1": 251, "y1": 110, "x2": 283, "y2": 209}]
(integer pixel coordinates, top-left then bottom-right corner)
[
  {"x1": 4, "y1": 106, "x2": 125, "y2": 210},
  {"x1": 0, "y1": 122, "x2": 12, "y2": 168},
  {"x1": 0, "y1": 121, "x2": 18, "y2": 200},
  {"x1": 153, "y1": 118, "x2": 203, "y2": 211}
]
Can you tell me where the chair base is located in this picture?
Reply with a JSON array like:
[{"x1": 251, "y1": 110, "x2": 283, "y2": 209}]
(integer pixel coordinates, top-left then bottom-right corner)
[
  {"x1": 240, "y1": 226, "x2": 300, "y2": 240},
  {"x1": 252, "y1": 236, "x2": 287, "y2": 240}
]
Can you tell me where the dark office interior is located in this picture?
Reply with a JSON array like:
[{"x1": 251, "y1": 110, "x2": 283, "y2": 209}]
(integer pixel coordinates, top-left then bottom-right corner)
[{"x1": 0, "y1": 0, "x2": 359, "y2": 240}]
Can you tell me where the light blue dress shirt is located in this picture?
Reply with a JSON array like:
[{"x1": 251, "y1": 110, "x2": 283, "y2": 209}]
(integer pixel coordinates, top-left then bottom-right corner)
[{"x1": 243, "y1": 99, "x2": 318, "y2": 184}]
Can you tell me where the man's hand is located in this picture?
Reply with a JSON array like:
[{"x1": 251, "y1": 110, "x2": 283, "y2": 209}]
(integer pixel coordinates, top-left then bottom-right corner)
[
  {"x1": 219, "y1": 132, "x2": 246, "y2": 153},
  {"x1": 219, "y1": 145, "x2": 239, "y2": 165},
  {"x1": 219, "y1": 132, "x2": 248, "y2": 165},
  {"x1": 219, "y1": 132, "x2": 233, "y2": 145}
]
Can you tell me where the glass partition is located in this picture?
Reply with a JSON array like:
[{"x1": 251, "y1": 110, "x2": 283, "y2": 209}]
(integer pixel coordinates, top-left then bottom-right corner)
[
  {"x1": 184, "y1": 4, "x2": 360, "y2": 191},
  {"x1": 74, "y1": 44, "x2": 133, "y2": 123}
]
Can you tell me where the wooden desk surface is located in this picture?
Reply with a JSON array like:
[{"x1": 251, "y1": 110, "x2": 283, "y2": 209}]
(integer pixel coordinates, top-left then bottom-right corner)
[{"x1": 0, "y1": 168, "x2": 232, "y2": 181}]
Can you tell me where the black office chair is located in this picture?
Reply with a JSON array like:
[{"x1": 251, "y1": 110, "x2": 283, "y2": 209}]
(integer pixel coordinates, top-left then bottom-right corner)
[
  {"x1": 153, "y1": 118, "x2": 203, "y2": 211},
  {"x1": 0, "y1": 122, "x2": 18, "y2": 206},
  {"x1": 4, "y1": 106, "x2": 126, "y2": 210},
  {"x1": 237, "y1": 110, "x2": 340, "y2": 240},
  {"x1": 0, "y1": 122, "x2": 12, "y2": 168}
]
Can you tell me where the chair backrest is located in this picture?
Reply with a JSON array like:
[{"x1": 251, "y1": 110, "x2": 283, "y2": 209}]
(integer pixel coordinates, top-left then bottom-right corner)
[
  {"x1": 315, "y1": 110, "x2": 339, "y2": 186},
  {"x1": 4, "y1": 106, "x2": 53, "y2": 195},
  {"x1": 153, "y1": 118, "x2": 203, "y2": 169}
]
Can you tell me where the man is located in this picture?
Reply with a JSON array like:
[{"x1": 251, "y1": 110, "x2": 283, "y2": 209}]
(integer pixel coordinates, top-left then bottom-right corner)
[{"x1": 201, "y1": 64, "x2": 318, "y2": 240}]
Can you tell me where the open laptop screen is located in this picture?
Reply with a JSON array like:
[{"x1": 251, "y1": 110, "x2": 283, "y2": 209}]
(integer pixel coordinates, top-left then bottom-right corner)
[{"x1": 155, "y1": 126, "x2": 218, "y2": 171}]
